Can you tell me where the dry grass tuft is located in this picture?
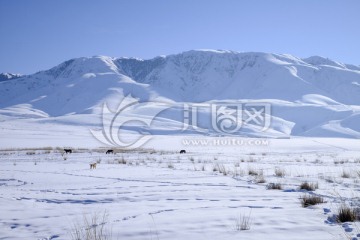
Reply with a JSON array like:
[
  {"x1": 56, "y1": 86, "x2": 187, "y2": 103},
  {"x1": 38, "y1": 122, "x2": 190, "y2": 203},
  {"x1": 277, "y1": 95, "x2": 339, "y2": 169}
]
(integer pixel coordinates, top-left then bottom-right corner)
[
  {"x1": 167, "y1": 162, "x2": 174, "y2": 169},
  {"x1": 117, "y1": 157, "x2": 127, "y2": 164},
  {"x1": 248, "y1": 168, "x2": 259, "y2": 176},
  {"x1": 266, "y1": 183, "x2": 282, "y2": 190},
  {"x1": 337, "y1": 205, "x2": 358, "y2": 223},
  {"x1": 299, "y1": 182, "x2": 318, "y2": 191},
  {"x1": 70, "y1": 211, "x2": 112, "y2": 240},
  {"x1": 234, "y1": 212, "x2": 252, "y2": 231},
  {"x1": 341, "y1": 169, "x2": 351, "y2": 178},
  {"x1": 274, "y1": 167, "x2": 286, "y2": 177},
  {"x1": 300, "y1": 194, "x2": 324, "y2": 207}
]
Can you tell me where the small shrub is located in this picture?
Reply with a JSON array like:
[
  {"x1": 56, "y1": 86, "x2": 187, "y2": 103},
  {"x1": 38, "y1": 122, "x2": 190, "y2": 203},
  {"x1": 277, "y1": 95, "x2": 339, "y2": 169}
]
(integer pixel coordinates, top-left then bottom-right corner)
[
  {"x1": 218, "y1": 164, "x2": 228, "y2": 176},
  {"x1": 300, "y1": 195, "x2": 324, "y2": 207},
  {"x1": 234, "y1": 212, "x2": 252, "y2": 231},
  {"x1": 313, "y1": 159, "x2": 322, "y2": 164},
  {"x1": 334, "y1": 160, "x2": 343, "y2": 165},
  {"x1": 266, "y1": 183, "x2": 282, "y2": 190},
  {"x1": 337, "y1": 205, "x2": 357, "y2": 223},
  {"x1": 324, "y1": 177, "x2": 335, "y2": 183},
  {"x1": 233, "y1": 167, "x2": 245, "y2": 177},
  {"x1": 274, "y1": 168, "x2": 286, "y2": 177},
  {"x1": 116, "y1": 156, "x2": 126, "y2": 164},
  {"x1": 299, "y1": 182, "x2": 318, "y2": 191},
  {"x1": 248, "y1": 168, "x2": 258, "y2": 176},
  {"x1": 255, "y1": 174, "x2": 266, "y2": 183},
  {"x1": 201, "y1": 164, "x2": 206, "y2": 171},
  {"x1": 252, "y1": 169, "x2": 265, "y2": 183},
  {"x1": 341, "y1": 170, "x2": 351, "y2": 178},
  {"x1": 70, "y1": 211, "x2": 111, "y2": 240},
  {"x1": 167, "y1": 162, "x2": 174, "y2": 169}
]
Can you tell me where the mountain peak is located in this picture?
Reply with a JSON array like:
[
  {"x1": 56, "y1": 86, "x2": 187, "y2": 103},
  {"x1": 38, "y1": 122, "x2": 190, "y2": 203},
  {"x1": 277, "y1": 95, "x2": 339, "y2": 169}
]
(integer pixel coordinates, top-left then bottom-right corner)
[
  {"x1": 302, "y1": 56, "x2": 346, "y2": 69},
  {"x1": 0, "y1": 72, "x2": 23, "y2": 82},
  {"x1": 43, "y1": 56, "x2": 120, "y2": 79},
  {"x1": 182, "y1": 49, "x2": 238, "y2": 54}
]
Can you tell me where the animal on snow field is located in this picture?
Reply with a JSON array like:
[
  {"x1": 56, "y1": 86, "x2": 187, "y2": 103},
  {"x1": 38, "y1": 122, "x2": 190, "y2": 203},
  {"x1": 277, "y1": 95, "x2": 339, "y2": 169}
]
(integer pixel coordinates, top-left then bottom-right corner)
[
  {"x1": 64, "y1": 149, "x2": 72, "y2": 154},
  {"x1": 106, "y1": 150, "x2": 114, "y2": 154},
  {"x1": 180, "y1": 150, "x2": 186, "y2": 154},
  {"x1": 90, "y1": 163, "x2": 97, "y2": 169}
]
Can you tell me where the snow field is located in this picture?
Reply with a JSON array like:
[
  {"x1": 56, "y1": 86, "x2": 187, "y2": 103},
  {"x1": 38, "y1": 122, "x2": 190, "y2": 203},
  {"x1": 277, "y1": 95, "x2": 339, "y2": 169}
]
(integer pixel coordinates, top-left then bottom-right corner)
[{"x1": 1, "y1": 139, "x2": 360, "y2": 239}]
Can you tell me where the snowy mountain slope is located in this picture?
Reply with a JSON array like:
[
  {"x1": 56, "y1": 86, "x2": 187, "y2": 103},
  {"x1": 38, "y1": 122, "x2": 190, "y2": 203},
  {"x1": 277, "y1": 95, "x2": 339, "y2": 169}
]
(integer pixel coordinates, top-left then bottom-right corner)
[
  {"x1": 0, "y1": 56, "x2": 158, "y2": 116},
  {"x1": 116, "y1": 50, "x2": 360, "y2": 104},
  {"x1": 0, "y1": 50, "x2": 360, "y2": 139}
]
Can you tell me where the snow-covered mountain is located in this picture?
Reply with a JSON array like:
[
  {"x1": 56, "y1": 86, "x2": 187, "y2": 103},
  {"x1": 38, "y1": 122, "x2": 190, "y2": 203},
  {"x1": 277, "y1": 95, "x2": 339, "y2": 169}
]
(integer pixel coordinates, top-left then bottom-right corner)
[
  {"x1": 1, "y1": 50, "x2": 360, "y2": 140},
  {"x1": 117, "y1": 51, "x2": 360, "y2": 104},
  {"x1": 0, "y1": 73, "x2": 22, "y2": 82}
]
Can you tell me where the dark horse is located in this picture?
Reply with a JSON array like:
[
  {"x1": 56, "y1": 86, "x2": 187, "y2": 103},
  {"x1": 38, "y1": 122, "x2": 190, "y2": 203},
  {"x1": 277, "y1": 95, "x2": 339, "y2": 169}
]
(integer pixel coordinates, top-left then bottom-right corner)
[
  {"x1": 180, "y1": 150, "x2": 186, "y2": 154},
  {"x1": 64, "y1": 149, "x2": 72, "y2": 154},
  {"x1": 106, "y1": 150, "x2": 114, "y2": 154}
]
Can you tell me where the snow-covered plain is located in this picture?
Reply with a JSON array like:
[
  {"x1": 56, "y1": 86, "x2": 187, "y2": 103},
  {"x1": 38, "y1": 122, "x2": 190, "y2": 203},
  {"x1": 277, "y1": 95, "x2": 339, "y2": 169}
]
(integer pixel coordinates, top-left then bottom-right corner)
[{"x1": 1, "y1": 137, "x2": 360, "y2": 240}]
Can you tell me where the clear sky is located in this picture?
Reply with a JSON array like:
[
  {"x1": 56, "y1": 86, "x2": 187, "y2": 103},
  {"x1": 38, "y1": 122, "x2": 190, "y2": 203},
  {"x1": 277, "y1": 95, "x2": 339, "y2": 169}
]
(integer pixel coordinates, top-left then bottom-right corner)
[{"x1": 0, "y1": 0, "x2": 359, "y2": 74}]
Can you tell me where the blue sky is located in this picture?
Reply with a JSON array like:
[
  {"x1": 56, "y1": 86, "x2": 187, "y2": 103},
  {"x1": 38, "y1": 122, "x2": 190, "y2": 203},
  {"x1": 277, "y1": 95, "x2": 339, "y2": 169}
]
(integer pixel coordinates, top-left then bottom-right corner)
[{"x1": 0, "y1": 0, "x2": 359, "y2": 74}]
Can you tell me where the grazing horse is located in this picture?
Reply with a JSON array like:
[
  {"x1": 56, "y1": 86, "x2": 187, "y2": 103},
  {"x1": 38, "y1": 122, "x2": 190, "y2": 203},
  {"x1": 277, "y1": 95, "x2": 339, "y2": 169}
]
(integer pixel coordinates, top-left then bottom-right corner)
[
  {"x1": 64, "y1": 149, "x2": 72, "y2": 154},
  {"x1": 90, "y1": 163, "x2": 97, "y2": 169},
  {"x1": 106, "y1": 150, "x2": 114, "y2": 154},
  {"x1": 180, "y1": 150, "x2": 186, "y2": 154}
]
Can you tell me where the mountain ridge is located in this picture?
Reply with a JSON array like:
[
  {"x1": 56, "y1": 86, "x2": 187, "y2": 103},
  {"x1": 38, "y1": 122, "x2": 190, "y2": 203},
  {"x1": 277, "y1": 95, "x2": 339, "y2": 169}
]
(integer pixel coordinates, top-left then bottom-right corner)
[
  {"x1": 1, "y1": 50, "x2": 360, "y2": 138},
  {"x1": 0, "y1": 72, "x2": 23, "y2": 82}
]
